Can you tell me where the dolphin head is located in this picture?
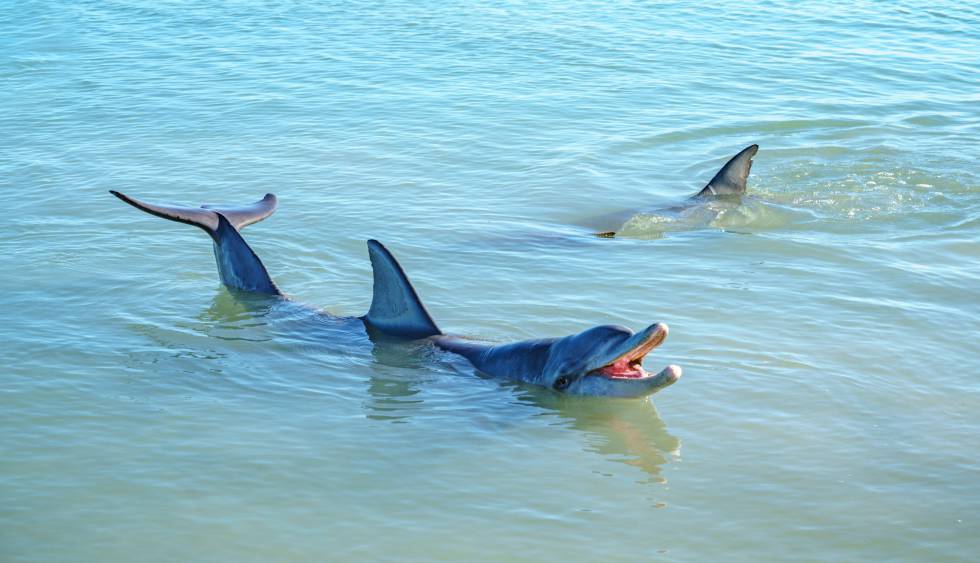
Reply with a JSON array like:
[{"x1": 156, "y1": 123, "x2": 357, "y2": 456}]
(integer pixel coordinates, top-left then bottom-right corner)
[{"x1": 542, "y1": 323, "x2": 681, "y2": 397}]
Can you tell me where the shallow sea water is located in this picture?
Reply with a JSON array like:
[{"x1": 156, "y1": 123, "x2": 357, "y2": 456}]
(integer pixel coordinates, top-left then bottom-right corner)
[{"x1": 2, "y1": 1, "x2": 979, "y2": 561}]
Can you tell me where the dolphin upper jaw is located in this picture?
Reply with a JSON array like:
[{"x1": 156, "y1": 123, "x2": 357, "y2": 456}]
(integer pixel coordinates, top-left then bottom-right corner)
[{"x1": 586, "y1": 322, "x2": 669, "y2": 379}]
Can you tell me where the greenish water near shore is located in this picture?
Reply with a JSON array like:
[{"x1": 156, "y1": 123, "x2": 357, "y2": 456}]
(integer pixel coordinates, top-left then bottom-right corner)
[{"x1": 2, "y1": 1, "x2": 979, "y2": 560}]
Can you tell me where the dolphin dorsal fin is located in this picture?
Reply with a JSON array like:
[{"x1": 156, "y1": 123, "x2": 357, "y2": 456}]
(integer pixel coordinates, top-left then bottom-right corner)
[
  {"x1": 363, "y1": 240, "x2": 442, "y2": 339},
  {"x1": 695, "y1": 144, "x2": 758, "y2": 198},
  {"x1": 110, "y1": 191, "x2": 277, "y2": 232}
]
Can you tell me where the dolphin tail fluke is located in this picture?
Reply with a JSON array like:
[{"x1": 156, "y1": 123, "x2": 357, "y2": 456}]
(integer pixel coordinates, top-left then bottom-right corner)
[
  {"x1": 110, "y1": 191, "x2": 281, "y2": 295},
  {"x1": 363, "y1": 240, "x2": 442, "y2": 339},
  {"x1": 695, "y1": 144, "x2": 758, "y2": 198},
  {"x1": 110, "y1": 190, "x2": 277, "y2": 231},
  {"x1": 201, "y1": 193, "x2": 278, "y2": 230}
]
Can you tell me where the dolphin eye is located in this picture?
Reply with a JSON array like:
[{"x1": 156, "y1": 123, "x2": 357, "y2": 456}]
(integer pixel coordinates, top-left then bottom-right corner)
[{"x1": 554, "y1": 376, "x2": 572, "y2": 391}]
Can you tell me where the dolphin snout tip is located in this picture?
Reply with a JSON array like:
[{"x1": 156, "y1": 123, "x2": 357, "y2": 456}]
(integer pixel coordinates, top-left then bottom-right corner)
[
  {"x1": 664, "y1": 364, "x2": 682, "y2": 382},
  {"x1": 647, "y1": 322, "x2": 668, "y2": 337}
]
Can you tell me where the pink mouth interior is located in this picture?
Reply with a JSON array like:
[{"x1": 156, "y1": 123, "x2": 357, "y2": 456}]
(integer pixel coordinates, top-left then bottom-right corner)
[
  {"x1": 598, "y1": 357, "x2": 648, "y2": 379},
  {"x1": 594, "y1": 328, "x2": 667, "y2": 380}
]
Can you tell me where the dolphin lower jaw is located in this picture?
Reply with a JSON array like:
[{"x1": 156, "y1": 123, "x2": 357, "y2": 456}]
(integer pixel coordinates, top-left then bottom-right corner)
[{"x1": 572, "y1": 364, "x2": 682, "y2": 397}]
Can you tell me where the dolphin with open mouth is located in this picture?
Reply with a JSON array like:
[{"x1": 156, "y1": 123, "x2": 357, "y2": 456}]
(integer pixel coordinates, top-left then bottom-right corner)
[
  {"x1": 110, "y1": 191, "x2": 680, "y2": 398},
  {"x1": 432, "y1": 322, "x2": 678, "y2": 397}
]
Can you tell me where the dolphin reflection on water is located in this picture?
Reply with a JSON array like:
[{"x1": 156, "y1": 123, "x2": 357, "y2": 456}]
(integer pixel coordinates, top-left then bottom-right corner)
[
  {"x1": 365, "y1": 370, "x2": 682, "y2": 482},
  {"x1": 520, "y1": 389, "x2": 682, "y2": 483},
  {"x1": 111, "y1": 190, "x2": 680, "y2": 398}
]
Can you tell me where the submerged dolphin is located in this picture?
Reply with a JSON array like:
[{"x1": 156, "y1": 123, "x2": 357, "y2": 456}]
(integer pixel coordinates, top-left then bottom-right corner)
[
  {"x1": 110, "y1": 191, "x2": 681, "y2": 397},
  {"x1": 595, "y1": 144, "x2": 759, "y2": 237}
]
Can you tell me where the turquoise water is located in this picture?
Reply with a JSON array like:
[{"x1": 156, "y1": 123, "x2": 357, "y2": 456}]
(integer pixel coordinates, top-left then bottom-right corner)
[{"x1": 3, "y1": 1, "x2": 980, "y2": 560}]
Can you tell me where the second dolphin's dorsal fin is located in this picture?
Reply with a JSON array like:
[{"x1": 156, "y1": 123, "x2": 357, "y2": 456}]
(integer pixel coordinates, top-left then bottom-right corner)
[
  {"x1": 363, "y1": 240, "x2": 442, "y2": 339},
  {"x1": 695, "y1": 144, "x2": 759, "y2": 198}
]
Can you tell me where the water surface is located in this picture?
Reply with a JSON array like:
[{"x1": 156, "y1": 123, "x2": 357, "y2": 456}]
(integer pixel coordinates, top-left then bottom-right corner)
[{"x1": 2, "y1": 1, "x2": 979, "y2": 561}]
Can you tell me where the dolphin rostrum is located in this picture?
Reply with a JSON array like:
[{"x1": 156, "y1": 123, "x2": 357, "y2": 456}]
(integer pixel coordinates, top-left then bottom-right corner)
[
  {"x1": 110, "y1": 191, "x2": 681, "y2": 397},
  {"x1": 595, "y1": 144, "x2": 759, "y2": 237}
]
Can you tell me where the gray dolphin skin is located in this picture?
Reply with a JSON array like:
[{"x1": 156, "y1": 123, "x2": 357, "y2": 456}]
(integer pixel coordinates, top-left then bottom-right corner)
[
  {"x1": 110, "y1": 191, "x2": 680, "y2": 398},
  {"x1": 433, "y1": 324, "x2": 680, "y2": 398},
  {"x1": 596, "y1": 143, "x2": 759, "y2": 237},
  {"x1": 692, "y1": 143, "x2": 759, "y2": 198}
]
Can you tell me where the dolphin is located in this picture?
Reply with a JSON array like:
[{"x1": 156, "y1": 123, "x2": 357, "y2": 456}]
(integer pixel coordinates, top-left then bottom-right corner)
[
  {"x1": 110, "y1": 191, "x2": 681, "y2": 398},
  {"x1": 432, "y1": 324, "x2": 678, "y2": 397},
  {"x1": 594, "y1": 143, "x2": 759, "y2": 237}
]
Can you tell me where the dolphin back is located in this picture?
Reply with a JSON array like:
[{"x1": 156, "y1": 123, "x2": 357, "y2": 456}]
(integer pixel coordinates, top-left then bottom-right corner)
[
  {"x1": 694, "y1": 144, "x2": 758, "y2": 197},
  {"x1": 363, "y1": 240, "x2": 442, "y2": 339},
  {"x1": 110, "y1": 191, "x2": 281, "y2": 295}
]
